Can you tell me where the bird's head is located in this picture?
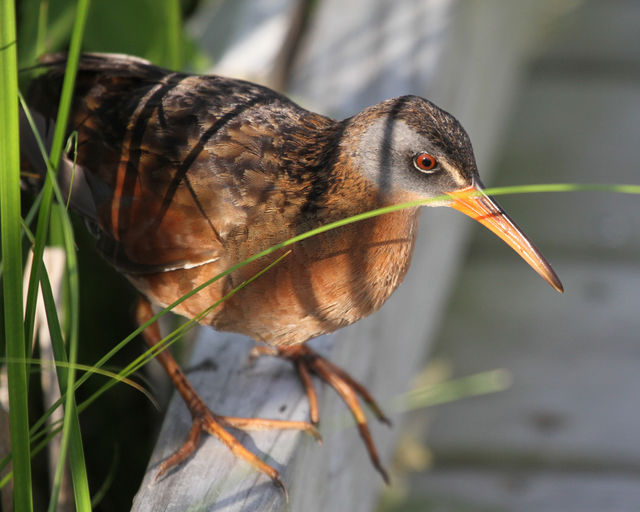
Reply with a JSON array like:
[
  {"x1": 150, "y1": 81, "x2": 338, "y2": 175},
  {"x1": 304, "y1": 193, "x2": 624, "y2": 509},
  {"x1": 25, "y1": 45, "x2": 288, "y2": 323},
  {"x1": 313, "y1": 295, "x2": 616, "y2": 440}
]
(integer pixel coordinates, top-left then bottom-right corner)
[{"x1": 347, "y1": 95, "x2": 563, "y2": 292}]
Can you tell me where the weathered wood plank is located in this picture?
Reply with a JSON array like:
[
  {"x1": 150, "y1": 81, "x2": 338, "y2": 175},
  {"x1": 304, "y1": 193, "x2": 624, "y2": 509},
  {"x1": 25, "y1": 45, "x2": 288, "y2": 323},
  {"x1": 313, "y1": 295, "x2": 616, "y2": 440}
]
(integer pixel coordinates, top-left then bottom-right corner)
[{"x1": 131, "y1": 1, "x2": 554, "y2": 510}]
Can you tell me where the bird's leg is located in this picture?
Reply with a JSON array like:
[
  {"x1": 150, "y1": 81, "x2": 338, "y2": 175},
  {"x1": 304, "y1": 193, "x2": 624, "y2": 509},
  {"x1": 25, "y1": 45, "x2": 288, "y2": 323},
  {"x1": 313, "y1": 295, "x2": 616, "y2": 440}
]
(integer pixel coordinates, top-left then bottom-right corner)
[
  {"x1": 135, "y1": 297, "x2": 320, "y2": 496},
  {"x1": 250, "y1": 343, "x2": 391, "y2": 484}
]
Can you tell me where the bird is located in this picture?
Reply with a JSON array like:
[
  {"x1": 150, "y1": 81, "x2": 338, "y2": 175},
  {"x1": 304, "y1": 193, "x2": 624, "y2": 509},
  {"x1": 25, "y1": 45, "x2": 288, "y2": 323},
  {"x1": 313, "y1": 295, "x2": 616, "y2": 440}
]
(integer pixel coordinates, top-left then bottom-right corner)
[{"x1": 21, "y1": 52, "x2": 563, "y2": 495}]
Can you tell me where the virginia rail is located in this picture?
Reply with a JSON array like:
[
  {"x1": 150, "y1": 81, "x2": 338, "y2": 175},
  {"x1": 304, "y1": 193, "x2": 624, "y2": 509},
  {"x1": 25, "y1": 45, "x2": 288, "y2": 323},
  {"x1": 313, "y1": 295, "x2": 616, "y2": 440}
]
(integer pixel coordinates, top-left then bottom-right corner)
[{"x1": 21, "y1": 53, "x2": 563, "y2": 493}]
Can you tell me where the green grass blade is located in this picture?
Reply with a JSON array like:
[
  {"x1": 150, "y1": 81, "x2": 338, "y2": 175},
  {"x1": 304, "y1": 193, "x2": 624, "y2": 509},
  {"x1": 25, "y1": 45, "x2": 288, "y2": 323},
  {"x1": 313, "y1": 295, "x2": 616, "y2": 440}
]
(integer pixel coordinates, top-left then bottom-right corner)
[
  {"x1": 0, "y1": 0, "x2": 33, "y2": 509},
  {"x1": 1, "y1": 358, "x2": 156, "y2": 405},
  {"x1": 165, "y1": 0, "x2": 182, "y2": 69},
  {"x1": 40, "y1": 266, "x2": 91, "y2": 512},
  {"x1": 16, "y1": 0, "x2": 93, "y2": 508},
  {"x1": 59, "y1": 193, "x2": 92, "y2": 510},
  {"x1": 45, "y1": 1, "x2": 93, "y2": 500},
  {"x1": 47, "y1": 0, "x2": 90, "y2": 170},
  {"x1": 36, "y1": 203, "x2": 91, "y2": 509},
  {"x1": 0, "y1": 353, "x2": 155, "y2": 492},
  {"x1": 36, "y1": 0, "x2": 50, "y2": 57},
  {"x1": 23, "y1": 0, "x2": 91, "y2": 354},
  {"x1": 483, "y1": 182, "x2": 640, "y2": 197},
  {"x1": 392, "y1": 369, "x2": 512, "y2": 413}
]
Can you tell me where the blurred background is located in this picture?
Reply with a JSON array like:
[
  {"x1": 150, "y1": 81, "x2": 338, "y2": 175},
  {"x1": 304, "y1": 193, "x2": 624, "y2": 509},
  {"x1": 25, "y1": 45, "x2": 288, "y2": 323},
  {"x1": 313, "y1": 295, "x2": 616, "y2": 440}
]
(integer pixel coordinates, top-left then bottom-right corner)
[
  {"x1": 386, "y1": 2, "x2": 640, "y2": 511},
  {"x1": 8, "y1": 0, "x2": 639, "y2": 510}
]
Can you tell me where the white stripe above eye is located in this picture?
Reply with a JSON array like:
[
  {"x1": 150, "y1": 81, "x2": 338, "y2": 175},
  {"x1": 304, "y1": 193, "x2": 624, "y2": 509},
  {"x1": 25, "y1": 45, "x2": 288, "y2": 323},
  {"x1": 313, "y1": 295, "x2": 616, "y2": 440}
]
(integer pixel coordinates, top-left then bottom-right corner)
[{"x1": 439, "y1": 157, "x2": 467, "y2": 187}]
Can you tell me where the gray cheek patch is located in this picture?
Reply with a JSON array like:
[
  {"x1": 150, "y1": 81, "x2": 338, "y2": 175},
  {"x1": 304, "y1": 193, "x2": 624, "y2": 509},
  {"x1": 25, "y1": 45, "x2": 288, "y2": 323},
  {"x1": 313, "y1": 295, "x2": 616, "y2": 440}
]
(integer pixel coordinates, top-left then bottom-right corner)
[
  {"x1": 355, "y1": 117, "x2": 466, "y2": 197},
  {"x1": 356, "y1": 117, "x2": 427, "y2": 193}
]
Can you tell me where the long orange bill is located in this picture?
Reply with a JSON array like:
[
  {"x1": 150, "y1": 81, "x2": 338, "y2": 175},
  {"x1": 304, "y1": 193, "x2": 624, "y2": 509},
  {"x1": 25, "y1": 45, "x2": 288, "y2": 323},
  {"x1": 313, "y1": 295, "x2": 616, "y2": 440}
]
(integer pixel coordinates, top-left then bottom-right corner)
[{"x1": 448, "y1": 182, "x2": 563, "y2": 293}]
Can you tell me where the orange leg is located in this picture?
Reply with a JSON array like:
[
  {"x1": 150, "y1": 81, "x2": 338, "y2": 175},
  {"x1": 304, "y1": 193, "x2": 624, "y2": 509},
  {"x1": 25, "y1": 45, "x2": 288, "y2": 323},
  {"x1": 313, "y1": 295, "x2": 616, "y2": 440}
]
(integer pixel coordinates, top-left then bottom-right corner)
[
  {"x1": 251, "y1": 343, "x2": 391, "y2": 484},
  {"x1": 136, "y1": 297, "x2": 320, "y2": 498}
]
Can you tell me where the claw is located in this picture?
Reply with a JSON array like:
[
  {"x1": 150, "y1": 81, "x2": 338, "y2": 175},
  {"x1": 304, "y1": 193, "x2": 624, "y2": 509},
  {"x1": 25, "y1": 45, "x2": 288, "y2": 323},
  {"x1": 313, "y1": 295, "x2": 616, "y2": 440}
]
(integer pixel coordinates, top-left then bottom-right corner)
[{"x1": 256, "y1": 343, "x2": 391, "y2": 483}]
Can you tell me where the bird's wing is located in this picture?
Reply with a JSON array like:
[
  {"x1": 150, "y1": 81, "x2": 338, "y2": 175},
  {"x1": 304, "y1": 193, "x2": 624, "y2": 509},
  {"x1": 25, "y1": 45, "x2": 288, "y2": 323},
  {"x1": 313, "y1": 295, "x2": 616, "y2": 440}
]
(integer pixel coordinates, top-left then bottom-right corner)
[{"x1": 24, "y1": 53, "x2": 299, "y2": 274}]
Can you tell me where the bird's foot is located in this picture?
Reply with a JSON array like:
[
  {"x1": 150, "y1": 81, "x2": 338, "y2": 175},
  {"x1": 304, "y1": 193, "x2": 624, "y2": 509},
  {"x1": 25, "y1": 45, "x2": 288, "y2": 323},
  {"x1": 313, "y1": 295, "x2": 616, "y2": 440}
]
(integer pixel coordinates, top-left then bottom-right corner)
[
  {"x1": 155, "y1": 392, "x2": 320, "y2": 500},
  {"x1": 250, "y1": 343, "x2": 391, "y2": 484},
  {"x1": 136, "y1": 297, "x2": 318, "y2": 498}
]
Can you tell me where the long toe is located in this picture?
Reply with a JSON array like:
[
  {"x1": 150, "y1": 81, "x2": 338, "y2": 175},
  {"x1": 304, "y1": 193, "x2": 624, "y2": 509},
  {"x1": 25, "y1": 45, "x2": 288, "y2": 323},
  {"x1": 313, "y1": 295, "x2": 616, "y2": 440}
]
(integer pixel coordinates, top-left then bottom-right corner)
[{"x1": 260, "y1": 343, "x2": 391, "y2": 483}]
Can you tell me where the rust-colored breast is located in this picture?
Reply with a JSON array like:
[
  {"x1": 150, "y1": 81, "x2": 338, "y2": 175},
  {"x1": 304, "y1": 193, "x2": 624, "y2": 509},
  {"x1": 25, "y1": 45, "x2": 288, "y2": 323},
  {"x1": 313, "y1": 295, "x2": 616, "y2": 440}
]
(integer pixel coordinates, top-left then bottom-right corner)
[{"x1": 129, "y1": 205, "x2": 419, "y2": 346}]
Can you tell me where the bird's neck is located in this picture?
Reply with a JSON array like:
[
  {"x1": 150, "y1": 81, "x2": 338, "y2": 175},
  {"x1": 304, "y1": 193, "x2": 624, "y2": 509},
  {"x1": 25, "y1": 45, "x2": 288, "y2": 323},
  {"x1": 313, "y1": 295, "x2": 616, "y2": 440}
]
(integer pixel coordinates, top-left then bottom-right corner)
[
  {"x1": 280, "y1": 116, "x2": 383, "y2": 222},
  {"x1": 280, "y1": 110, "x2": 422, "y2": 252}
]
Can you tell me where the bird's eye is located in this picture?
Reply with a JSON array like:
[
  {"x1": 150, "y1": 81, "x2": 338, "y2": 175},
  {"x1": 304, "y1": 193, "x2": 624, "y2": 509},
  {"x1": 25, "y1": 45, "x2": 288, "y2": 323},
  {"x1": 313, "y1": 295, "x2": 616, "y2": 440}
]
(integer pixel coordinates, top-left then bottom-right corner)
[{"x1": 413, "y1": 152, "x2": 438, "y2": 172}]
